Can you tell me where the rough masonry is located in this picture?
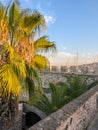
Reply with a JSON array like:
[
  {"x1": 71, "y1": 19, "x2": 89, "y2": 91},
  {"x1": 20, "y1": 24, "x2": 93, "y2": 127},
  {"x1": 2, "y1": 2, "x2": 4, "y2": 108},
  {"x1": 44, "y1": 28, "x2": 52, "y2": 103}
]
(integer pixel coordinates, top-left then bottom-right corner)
[
  {"x1": 39, "y1": 71, "x2": 98, "y2": 87},
  {"x1": 28, "y1": 85, "x2": 98, "y2": 130}
]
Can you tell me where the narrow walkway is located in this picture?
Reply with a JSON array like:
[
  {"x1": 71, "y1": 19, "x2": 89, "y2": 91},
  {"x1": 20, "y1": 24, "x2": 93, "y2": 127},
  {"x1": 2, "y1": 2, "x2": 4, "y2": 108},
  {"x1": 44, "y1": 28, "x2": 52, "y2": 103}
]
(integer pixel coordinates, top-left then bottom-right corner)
[{"x1": 87, "y1": 110, "x2": 98, "y2": 130}]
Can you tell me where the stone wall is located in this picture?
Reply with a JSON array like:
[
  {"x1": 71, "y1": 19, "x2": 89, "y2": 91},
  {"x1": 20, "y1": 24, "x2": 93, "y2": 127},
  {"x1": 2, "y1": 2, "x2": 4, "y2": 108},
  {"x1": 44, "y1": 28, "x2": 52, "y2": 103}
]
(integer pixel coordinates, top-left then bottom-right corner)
[
  {"x1": 28, "y1": 85, "x2": 98, "y2": 130},
  {"x1": 39, "y1": 71, "x2": 98, "y2": 87},
  {"x1": 39, "y1": 71, "x2": 67, "y2": 87},
  {"x1": 22, "y1": 104, "x2": 47, "y2": 129}
]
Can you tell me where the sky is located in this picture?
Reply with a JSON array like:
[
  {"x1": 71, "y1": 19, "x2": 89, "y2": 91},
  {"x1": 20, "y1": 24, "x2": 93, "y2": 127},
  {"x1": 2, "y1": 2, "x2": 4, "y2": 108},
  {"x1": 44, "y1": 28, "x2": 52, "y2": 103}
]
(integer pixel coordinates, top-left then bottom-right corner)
[{"x1": 1, "y1": 0, "x2": 98, "y2": 66}]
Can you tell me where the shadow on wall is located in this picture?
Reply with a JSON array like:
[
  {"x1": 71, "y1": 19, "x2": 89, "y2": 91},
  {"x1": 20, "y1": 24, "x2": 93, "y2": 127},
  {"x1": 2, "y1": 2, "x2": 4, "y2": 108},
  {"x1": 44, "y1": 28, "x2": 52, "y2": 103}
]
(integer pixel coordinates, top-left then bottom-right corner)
[{"x1": 24, "y1": 112, "x2": 41, "y2": 129}]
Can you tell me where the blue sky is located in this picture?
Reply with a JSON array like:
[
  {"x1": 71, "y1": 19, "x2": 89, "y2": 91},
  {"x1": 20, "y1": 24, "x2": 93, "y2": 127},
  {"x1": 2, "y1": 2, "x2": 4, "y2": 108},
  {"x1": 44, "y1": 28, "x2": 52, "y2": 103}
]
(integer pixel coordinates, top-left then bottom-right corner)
[
  {"x1": 20, "y1": 0, "x2": 98, "y2": 54},
  {"x1": 1, "y1": 0, "x2": 98, "y2": 65}
]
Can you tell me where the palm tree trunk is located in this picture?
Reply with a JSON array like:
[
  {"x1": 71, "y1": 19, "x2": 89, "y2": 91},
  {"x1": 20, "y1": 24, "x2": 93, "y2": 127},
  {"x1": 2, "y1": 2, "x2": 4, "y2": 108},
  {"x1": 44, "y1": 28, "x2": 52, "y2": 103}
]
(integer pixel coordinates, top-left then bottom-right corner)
[{"x1": 0, "y1": 95, "x2": 18, "y2": 130}]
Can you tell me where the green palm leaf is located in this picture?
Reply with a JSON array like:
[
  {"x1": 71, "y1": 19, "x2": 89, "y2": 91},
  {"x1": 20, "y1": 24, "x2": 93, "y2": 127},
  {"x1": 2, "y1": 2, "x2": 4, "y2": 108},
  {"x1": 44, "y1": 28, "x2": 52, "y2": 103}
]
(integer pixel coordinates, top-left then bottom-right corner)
[
  {"x1": 0, "y1": 2, "x2": 6, "y2": 20},
  {"x1": 34, "y1": 54, "x2": 50, "y2": 69},
  {"x1": 19, "y1": 10, "x2": 46, "y2": 35},
  {"x1": 35, "y1": 82, "x2": 68, "y2": 115},
  {"x1": 34, "y1": 36, "x2": 56, "y2": 52},
  {"x1": 25, "y1": 63, "x2": 42, "y2": 88},
  {"x1": 35, "y1": 94, "x2": 52, "y2": 115},
  {"x1": 0, "y1": 64, "x2": 20, "y2": 98},
  {"x1": 4, "y1": 43, "x2": 26, "y2": 78},
  {"x1": 50, "y1": 82, "x2": 67, "y2": 109},
  {"x1": 8, "y1": 1, "x2": 20, "y2": 46}
]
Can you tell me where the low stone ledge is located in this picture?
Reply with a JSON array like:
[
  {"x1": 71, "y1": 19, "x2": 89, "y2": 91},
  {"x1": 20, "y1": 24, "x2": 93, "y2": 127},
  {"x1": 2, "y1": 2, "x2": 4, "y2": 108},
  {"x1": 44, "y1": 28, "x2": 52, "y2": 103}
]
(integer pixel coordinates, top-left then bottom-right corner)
[{"x1": 28, "y1": 85, "x2": 98, "y2": 130}]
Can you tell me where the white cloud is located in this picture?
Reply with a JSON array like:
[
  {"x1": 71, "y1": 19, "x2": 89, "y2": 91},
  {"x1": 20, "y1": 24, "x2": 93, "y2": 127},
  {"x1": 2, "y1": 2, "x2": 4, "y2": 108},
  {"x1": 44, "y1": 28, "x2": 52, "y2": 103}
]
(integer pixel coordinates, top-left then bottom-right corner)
[
  {"x1": 35, "y1": 1, "x2": 55, "y2": 25},
  {"x1": 47, "y1": 52, "x2": 74, "y2": 66},
  {"x1": 56, "y1": 52, "x2": 74, "y2": 57},
  {"x1": 44, "y1": 15, "x2": 55, "y2": 25},
  {"x1": 47, "y1": 52, "x2": 96, "y2": 67}
]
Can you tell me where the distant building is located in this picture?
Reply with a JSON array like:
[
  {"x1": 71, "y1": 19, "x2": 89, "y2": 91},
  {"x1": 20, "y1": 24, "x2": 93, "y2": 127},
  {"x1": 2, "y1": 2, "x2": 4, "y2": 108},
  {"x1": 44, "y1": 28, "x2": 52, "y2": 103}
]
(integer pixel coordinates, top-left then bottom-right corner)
[
  {"x1": 80, "y1": 65, "x2": 90, "y2": 73},
  {"x1": 60, "y1": 66, "x2": 68, "y2": 72},
  {"x1": 51, "y1": 66, "x2": 59, "y2": 72},
  {"x1": 69, "y1": 66, "x2": 77, "y2": 73}
]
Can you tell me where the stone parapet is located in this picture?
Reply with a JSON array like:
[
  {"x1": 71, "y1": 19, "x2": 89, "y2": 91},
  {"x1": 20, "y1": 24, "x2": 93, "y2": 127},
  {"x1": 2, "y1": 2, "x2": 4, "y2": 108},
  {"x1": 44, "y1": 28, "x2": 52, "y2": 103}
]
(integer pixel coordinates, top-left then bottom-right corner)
[
  {"x1": 28, "y1": 85, "x2": 98, "y2": 130},
  {"x1": 39, "y1": 71, "x2": 98, "y2": 87}
]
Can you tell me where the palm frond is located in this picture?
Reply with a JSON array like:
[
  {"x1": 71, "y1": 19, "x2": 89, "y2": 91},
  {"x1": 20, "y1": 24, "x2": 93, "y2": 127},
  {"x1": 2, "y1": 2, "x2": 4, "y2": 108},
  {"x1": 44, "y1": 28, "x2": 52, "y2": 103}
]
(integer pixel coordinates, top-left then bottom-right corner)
[
  {"x1": 0, "y1": 64, "x2": 20, "y2": 98},
  {"x1": 8, "y1": 1, "x2": 20, "y2": 46},
  {"x1": 25, "y1": 63, "x2": 42, "y2": 88},
  {"x1": 35, "y1": 94, "x2": 52, "y2": 115},
  {"x1": 25, "y1": 77, "x2": 36, "y2": 104},
  {"x1": 35, "y1": 82, "x2": 68, "y2": 115},
  {"x1": 19, "y1": 10, "x2": 46, "y2": 35},
  {"x1": 34, "y1": 54, "x2": 50, "y2": 69},
  {"x1": 34, "y1": 36, "x2": 56, "y2": 53},
  {"x1": 4, "y1": 43, "x2": 26, "y2": 78},
  {"x1": 0, "y1": 2, "x2": 6, "y2": 20},
  {"x1": 49, "y1": 82, "x2": 67, "y2": 109}
]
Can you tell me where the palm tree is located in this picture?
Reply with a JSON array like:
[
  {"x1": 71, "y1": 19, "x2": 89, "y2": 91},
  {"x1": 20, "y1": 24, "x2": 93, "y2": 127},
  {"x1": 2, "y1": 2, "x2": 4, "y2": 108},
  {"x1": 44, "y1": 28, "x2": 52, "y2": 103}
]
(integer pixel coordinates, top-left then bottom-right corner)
[
  {"x1": 0, "y1": 40, "x2": 26, "y2": 129},
  {"x1": 0, "y1": 0, "x2": 56, "y2": 128},
  {"x1": 7, "y1": 1, "x2": 56, "y2": 103}
]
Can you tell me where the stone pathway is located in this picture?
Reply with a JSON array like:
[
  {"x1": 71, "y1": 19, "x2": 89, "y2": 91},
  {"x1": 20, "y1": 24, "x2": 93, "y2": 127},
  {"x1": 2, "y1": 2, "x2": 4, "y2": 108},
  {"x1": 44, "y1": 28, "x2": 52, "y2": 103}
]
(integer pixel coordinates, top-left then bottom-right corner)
[{"x1": 87, "y1": 111, "x2": 98, "y2": 130}]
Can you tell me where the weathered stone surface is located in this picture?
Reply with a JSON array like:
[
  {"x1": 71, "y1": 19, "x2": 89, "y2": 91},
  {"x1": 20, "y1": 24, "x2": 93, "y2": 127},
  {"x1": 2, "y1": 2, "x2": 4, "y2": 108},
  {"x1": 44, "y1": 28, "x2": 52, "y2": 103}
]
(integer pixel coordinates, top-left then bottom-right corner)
[
  {"x1": 22, "y1": 104, "x2": 47, "y2": 129},
  {"x1": 87, "y1": 110, "x2": 98, "y2": 130},
  {"x1": 39, "y1": 71, "x2": 98, "y2": 87},
  {"x1": 39, "y1": 71, "x2": 67, "y2": 87},
  {"x1": 23, "y1": 104, "x2": 46, "y2": 119},
  {"x1": 28, "y1": 85, "x2": 98, "y2": 130}
]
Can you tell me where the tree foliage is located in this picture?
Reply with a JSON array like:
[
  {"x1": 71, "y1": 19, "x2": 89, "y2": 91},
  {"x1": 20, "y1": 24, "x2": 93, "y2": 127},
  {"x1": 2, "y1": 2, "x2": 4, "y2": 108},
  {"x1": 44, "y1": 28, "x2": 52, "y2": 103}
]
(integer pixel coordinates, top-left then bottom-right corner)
[
  {"x1": 0, "y1": 1, "x2": 56, "y2": 123},
  {"x1": 35, "y1": 74, "x2": 98, "y2": 115}
]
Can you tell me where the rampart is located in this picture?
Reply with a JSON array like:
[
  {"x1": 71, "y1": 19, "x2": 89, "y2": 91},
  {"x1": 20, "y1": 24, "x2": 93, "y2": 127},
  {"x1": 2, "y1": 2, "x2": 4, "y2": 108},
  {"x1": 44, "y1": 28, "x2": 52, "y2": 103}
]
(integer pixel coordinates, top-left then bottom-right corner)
[
  {"x1": 28, "y1": 85, "x2": 98, "y2": 130},
  {"x1": 39, "y1": 71, "x2": 98, "y2": 87}
]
